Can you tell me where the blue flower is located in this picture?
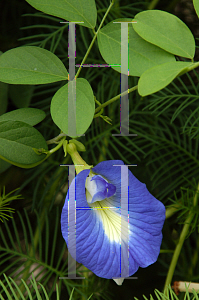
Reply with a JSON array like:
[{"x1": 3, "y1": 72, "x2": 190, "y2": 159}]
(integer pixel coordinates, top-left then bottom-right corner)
[{"x1": 61, "y1": 160, "x2": 165, "y2": 284}]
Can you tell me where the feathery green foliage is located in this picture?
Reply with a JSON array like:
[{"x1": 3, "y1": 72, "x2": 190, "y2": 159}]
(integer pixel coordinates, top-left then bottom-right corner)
[{"x1": 1, "y1": 0, "x2": 199, "y2": 299}]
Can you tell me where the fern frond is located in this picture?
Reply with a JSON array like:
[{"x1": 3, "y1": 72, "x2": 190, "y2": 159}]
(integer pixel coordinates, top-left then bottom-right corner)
[
  {"x1": 0, "y1": 273, "x2": 94, "y2": 300},
  {"x1": 0, "y1": 273, "x2": 60, "y2": 300},
  {"x1": 134, "y1": 284, "x2": 199, "y2": 300},
  {"x1": 142, "y1": 71, "x2": 199, "y2": 135},
  {"x1": 19, "y1": 13, "x2": 67, "y2": 52},
  {"x1": 0, "y1": 207, "x2": 70, "y2": 299},
  {"x1": 168, "y1": 182, "x2": 199, "y2": 235},
  {"x1": 0, "y1": 187, "x2": 22, "y2": 222},
  {"x1": 129, "y1": 112, "x2": 199, "y2": 201}
]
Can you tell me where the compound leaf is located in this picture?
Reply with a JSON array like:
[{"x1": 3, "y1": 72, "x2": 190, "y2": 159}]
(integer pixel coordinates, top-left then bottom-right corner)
[{"x1": 98, "y1": 18, "x2": 175, "y2": 77}]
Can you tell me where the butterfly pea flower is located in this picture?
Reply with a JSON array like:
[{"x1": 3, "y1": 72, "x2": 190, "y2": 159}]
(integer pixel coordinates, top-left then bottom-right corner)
[{"x1": 61, "y1": 145, "x2": 165, "y2": 285}]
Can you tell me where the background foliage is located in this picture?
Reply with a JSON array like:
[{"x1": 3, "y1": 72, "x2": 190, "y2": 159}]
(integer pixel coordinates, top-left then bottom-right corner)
[{"x1": 0, "y1": 0, "x2": 199, "y2": 299}]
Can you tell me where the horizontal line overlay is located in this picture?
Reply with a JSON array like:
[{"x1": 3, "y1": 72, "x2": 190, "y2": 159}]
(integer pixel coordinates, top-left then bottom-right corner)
[
  {"x1": 75, "y1": 64, "x2": 121, "y2": 67},
  {"x1": 76, "y1": 206, "x2": 121, "y2": 210}
]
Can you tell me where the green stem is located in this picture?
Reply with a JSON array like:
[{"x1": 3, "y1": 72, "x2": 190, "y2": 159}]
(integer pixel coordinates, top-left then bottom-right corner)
[
  {"x1": 163, "y1": 182, "x2": 199, "y2": 294},
  {"x1": 47, "y1": 133, "x2": 67, "y2": 144},
  {"x1": 95, "y1": 85, "x2": 138, "y2": 113},
  {"x1": 165, "y1": 205, "x2": 180, "y2": 219},
  {"x1": 81, "y1": 265, "x2": 90, "y2": 300},
  {"x1": 163, "y1": 214, "x2": 192, "y2": 294},
  {"x1": 93, "y1": 98, "x2": 104, "y2": 118},
  {"x1": 178, "y1": 61, "x2": 199, "y2": 77},
  {"x1": 148, "y1": 0, "x2": 160, "y2": 9},
  {"x1": 48, "y1": 137, "x2": 66, "y2": 154},
  {"x1": 75, "y1": 1, "x2": 115, "y2": 79},
  {"x1": 185, "y1": 61, "x2": 199, "y2": 72},
  {"x1": 94, "y1": 109, "x2": 104, "y2": 118}
]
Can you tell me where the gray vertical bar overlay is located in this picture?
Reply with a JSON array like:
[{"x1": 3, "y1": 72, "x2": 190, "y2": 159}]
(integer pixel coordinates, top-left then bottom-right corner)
[
  {"x1": 68, "y1": 165, "x2": 76, "y2": 278},
  {"x1": 120, "y1": 22, "x2": 129, "y2": 136},
  {"x1": 59, "y1": 164, "x2": 84, "y2": 279},
  {"x1": 112, "y1": 164, "x2": 137, "y2": 280},
  {"x1": 120, "y1": 164, "x2": 129, "y2": 278},
  {"x1": 68, "y1": 23, "x2": 77, "y2": 137},
  {"x1": 112, "y1": 21, "x2": 137, "y2": 137}
]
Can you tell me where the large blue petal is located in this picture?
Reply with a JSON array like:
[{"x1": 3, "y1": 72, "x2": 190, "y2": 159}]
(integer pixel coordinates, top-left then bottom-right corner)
[{"x1": 61, "y1": 160, "x2": 165, "y2": 279}]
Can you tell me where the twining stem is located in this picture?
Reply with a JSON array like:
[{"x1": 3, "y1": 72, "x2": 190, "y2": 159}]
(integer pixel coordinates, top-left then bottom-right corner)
[
  {"x1": 48, "y1": 137, "x2": 66, "y2": 154},
  {"x1": 95, "y1": 85, "x2": 138, "y2": 113},
  {"x1": 47, "y1": 133, "x2": 67, "y2": 144},
  {"x1": 163, "y1": 182, "x2": 199, "y2": 294},
  {"x1": 75, "y1": 0, "x2": 115, "y2": 79}
]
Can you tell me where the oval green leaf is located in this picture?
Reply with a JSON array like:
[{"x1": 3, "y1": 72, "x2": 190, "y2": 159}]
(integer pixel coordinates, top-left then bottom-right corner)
[
  {"x1": 138, "y1": 61, "x2": 194, "y2": 96},
  {"x1": 50, "y1": 78, "x2": 95, "y2": 137},
  {"x1": 0, "y1": 108, "x2": 46, "y2": 126},
  {"x1": 25, "y1": 0, "x2": 97, "y2": 29},
  {"x1": 133, "y1": 10, "x2": 195, "y2": 59},
  {"x1": 0, "y1": 121, "x2": 48, "y2": 165},
  {"x1": 0, "y1": 46, "x2": 68, "y2": 85},
  {"x1": 194, "y1": 0, "x2": 199, "y2": 18},
  {"x1": 98, "y1": 18, "x2": 175, "y2": 77}
]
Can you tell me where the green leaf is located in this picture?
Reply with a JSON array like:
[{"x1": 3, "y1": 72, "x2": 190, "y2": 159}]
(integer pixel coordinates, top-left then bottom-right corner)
[
  {"x1": 0, "y1": 108, "x2": 46, "y2": 126},
  {"x1": 0, "y1": 82, "x2": 8, "y2": 115},
  {"x1": 25, "y1": 0, "x2": 97, "y2": 29},
  {"x1": 194, "y1": 0, "x2": 199, "y2": 19},
  {"x1": 138, "y1": 61, "x2": 193, "y2": 96},
  {"x1": 97, "y1": 18, "x2": 175, "y2": 77},
  {"x1": 9, "y1": 84, "x2": 34, "y2": 108},
  {"x1": 50, "y1": 78, "x2": 95, "y2": 137},
  {"x1": 133, "y1": 10, "x2": 195, "y2": 59},
  {"x1": 0, "y1": 120, "x2": 48, "y2": 165},
  {"x1": 0, "y1": 46, "x2": 68, "y2": 85}
]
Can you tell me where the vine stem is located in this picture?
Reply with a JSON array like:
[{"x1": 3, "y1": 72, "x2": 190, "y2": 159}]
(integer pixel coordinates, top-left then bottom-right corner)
[
  {"x1": 163, "y1": 182, "x2": 199, "y2": 295},
  {"x1": 75, "y1": 0, "x2": 115, "y2": 79},
  {"x1": 163, "y1": 214, "x2": 193, "y2": 294},
  {"x1": 95, "y1": 85, "x2": 138, "y2": 113}
]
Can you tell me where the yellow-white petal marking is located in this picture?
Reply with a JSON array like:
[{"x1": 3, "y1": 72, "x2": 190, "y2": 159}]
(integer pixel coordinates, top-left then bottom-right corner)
[
  {"x1": 86, "y1": 172, "x2": 129, "y2": 243},
  {"x1": 90, "y1": 198, "x2": 129, "y2": 243}
]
